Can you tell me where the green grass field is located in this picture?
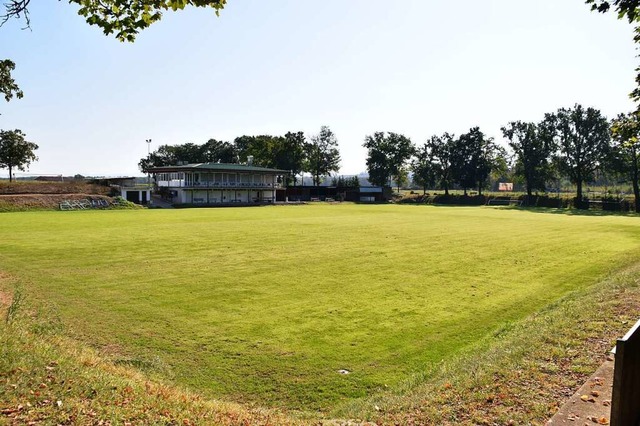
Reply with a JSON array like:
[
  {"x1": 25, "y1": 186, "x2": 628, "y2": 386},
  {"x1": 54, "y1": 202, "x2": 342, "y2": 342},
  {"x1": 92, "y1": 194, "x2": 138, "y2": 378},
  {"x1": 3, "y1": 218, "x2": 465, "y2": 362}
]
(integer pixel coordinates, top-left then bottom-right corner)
[{"x1": 1, "y1": 204, "x2": 640, "y2": 414}]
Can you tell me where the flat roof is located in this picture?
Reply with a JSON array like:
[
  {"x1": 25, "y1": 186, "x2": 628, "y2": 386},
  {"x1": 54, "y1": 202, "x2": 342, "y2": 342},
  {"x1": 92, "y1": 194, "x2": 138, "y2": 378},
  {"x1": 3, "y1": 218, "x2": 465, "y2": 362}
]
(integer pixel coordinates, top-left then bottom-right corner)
[{"x1": 149, "y1": 163, "x2": 290, "y2": 173}]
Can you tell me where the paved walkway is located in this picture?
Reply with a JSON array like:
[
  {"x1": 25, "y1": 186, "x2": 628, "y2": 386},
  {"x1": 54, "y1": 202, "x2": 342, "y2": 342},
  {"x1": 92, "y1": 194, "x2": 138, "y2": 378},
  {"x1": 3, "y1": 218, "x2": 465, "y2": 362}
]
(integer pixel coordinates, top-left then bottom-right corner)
[
  {"x1": 149, "y1": 196, "x2": 174, "y2": 208},
  {"x1": 547, "y1": 357, "x2": 614, "y2": 425}
]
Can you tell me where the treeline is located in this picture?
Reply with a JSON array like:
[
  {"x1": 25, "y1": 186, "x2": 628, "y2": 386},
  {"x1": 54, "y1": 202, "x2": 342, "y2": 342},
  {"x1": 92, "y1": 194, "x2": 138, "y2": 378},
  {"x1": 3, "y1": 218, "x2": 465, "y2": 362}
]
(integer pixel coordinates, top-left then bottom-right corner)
[
  {"x1": 139, "y1": 126, "x2": 341, "y2": 186},
  {"x1": 364, "y1": 104, "x2": 640, "y2": 212}
]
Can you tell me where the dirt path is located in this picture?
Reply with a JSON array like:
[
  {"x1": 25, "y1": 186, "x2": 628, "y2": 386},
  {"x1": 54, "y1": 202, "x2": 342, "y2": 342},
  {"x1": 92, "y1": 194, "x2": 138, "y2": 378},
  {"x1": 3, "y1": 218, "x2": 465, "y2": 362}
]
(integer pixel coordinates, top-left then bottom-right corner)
[
  {"x1": 547, "y1": 358, "x2": 614, "y2": 425},
  {"x1": 0, "y1": 193, "x2": 106, "y2": 197}
]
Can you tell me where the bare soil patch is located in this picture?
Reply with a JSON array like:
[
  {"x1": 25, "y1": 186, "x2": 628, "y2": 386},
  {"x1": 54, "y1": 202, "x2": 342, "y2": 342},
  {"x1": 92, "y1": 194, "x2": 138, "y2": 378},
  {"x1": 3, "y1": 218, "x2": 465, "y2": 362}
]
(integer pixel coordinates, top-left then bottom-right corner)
[
  {"x1": 0, "y1": 181, "x2": 110, "y2": 196},
  {"x1": 0, "y1": 193, "x2": 112, "y2": 211}
]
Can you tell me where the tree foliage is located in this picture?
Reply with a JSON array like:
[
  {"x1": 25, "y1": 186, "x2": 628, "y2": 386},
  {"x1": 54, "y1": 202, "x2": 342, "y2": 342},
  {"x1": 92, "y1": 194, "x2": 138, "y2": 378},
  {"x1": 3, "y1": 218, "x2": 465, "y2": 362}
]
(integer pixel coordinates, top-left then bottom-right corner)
[
  {"x1": 2, "y1": 0, "x2": 227, "y2": 42},
  {"x1": 426, "y1": 133, "x2": 456, "y2": 195},
  {"x1": 234, "y1": 135, "x2": 282, "y2": 168},
  {"x1": 411, "y1": 142, "x2": 437, "y2": 194},
  {"x1": 587, "y1": 0, "x2": 640, "y2": 103},
  {"x1": 233, "y1": 132, "x2": 308, "y2": 185},
  {"x1": 550, "y1": 104, "x2": 611, "y2": 204},
  {"x1": 501, "y1": 120, "x2": 556, "y2": 197},
  {"x1": 611, "y1": 112, "x2": 640, "y2": 212},
  {"x1": 276, "y1": 132, "x2": 306, "y2": 185},
  {"x1": 363, "y1": 132, "x2": 414, "y2": 188},
  {"x1": 201, "y1": 138, "x2": 236, "y2": 163},
  {"x1": 0, "y1": 128, "x2": 38, "y2": 181},
  {"x1": 330, "y1": 175, "x2": 360, "y2": 188},
  {"x1": 139, "y1": 139, "x2": 237, "y2": 173},
  {"x1": 305, "y1": 126, "x2": 341, "y2": 186},
  {"x1": 0, "y1": 59, "x2": 22, "y2": 103},
  {"x1": 586, "y1": 0, "x2": 640, "y2": 22},
  {"x1": 139, "y1": 131, "x2": 318, "y2": 187},
  {"x1": 452, "y1": 127, "x2": 504, "y2": 195}
]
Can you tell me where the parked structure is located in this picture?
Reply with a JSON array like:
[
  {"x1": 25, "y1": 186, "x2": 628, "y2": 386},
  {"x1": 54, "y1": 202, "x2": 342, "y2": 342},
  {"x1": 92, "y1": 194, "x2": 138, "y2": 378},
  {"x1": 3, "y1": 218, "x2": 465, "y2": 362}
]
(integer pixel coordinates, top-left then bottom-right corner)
[
  {"x1": 90, "y1": 177, "x2": 151, "y2": 205},
  {"x1": 149, "y1": 163, "x2": 288, "y2": 205},
  {"x1": 284, "y1": 185, "x2": 390, "y2": 202}
]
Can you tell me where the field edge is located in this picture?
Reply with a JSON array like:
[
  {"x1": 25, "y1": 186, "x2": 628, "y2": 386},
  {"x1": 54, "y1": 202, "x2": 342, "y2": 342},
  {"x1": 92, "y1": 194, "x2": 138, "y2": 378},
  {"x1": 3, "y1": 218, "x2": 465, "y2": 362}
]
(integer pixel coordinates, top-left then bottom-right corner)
[
  {"x1": 332, "y1": 262, "x2": 640, "y2": 424},
  {"x1": 1, "y1": 260, "x2": 640, "y2": 424}
]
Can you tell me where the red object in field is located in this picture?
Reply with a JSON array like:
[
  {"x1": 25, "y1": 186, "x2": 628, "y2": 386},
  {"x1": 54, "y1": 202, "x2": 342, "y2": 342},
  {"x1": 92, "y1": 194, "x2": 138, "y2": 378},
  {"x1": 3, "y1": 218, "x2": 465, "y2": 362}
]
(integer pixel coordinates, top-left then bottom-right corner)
[{"x1": 498, "y1": 183, "x2": 513, "y2": 191}]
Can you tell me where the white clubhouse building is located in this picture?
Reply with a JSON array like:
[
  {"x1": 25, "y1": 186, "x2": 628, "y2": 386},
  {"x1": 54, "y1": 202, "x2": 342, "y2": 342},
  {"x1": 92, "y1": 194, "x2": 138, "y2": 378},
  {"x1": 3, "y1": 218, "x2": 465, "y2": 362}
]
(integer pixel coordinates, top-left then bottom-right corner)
[{"x1": 150, "y1": 162, "x2": 288, "y2": 205}]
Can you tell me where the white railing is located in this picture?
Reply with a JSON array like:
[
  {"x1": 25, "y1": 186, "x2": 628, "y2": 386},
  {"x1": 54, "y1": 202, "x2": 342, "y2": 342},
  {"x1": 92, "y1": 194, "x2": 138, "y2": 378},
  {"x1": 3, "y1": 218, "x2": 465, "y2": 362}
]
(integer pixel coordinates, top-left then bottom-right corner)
[{"x1": 157, "y1": 181, "x2": 279, "y2": 189}]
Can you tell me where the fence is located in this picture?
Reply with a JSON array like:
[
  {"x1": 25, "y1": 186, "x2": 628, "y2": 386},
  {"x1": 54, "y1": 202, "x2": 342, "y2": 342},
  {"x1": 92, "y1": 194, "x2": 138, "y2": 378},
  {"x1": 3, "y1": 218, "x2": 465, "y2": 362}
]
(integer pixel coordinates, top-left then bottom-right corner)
[{"x1": 611, "y1": 318, "x2": 640, "y2": 425}]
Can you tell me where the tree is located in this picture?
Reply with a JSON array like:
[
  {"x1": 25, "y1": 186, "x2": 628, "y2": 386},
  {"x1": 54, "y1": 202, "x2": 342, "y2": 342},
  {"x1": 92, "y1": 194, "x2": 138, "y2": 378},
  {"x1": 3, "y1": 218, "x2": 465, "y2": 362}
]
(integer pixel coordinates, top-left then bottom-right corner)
[
  {"x1": 610, "y1": 112, "x2": 640, "y2": 212},
  {"x1": 393, "y1": 167, "x2": 409, "y2": 192},
  {"x1": 0, "y1": 59, "x2": 22, "y2": 103},
  {"x1": 305, "y1": 126, "x2": 341, "y2": 186},
  {"x1": 450, "y1": 134, "x2": 474, "y2": 195},
  {"x1": 550, "y1": 104, "x2": 611, "y2": 205},
  {"x1": 501, "y1": 119, "x2": 556, "y2": 198},
  {"x1": 427, "y1": 133, "x2": 456, "y2": 195},
  {"x1": 412, "y1": 142, "x2": 437, "y2": 194},
  {"x1": 0, "y1": 129, "x2": 38, "y2": 181},
  {"x1": 201, "y1": 138, "x2": 237, "y2": 163},
  {"x1": 274, "y1": 132, "x2": 306, "y2": 185},
  {"x1": 1, "y1": 1, "x2": 228, "y2": 107},
  {"x1": 587, "y1": 0, "x2": 640, "y2": 17},
  {"x1": 234, "y1": 135, "x2": 282, "y2": 168},
  {"x1": 2, "y1": 1, "x2": 228, "y2": 42},
  {"x1": 452, "y1": 127, "x2": 504, "y2": 196},
  {"x1": 587, "y1": 1, "x2": 640, "y2": 104},
  {"x1": 138, "y1": 139, "x2": 236, "y2": 173},
  {"x1": 363, "y1": 132, "x2": 414, "y2": 189},
  {"x1": 362, "y1": 132, "x2": 391, "y2": 187}
]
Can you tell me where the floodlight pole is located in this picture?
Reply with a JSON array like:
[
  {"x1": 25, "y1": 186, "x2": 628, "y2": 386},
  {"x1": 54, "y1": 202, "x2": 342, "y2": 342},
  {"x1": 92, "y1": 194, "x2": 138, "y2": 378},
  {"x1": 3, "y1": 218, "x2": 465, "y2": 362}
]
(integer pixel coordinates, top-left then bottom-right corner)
[
  {"x1": 146, "y1": 139, "x2": 152, "y2": 187},
  {"x1": 146, "y1": 139, "x2": 152, "y2": 206}
]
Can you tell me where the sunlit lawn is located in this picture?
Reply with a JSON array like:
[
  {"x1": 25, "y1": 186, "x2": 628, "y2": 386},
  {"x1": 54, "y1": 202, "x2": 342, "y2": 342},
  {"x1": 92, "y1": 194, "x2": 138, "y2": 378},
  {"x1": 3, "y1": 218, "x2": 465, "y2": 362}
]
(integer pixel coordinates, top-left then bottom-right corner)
[{"x1": 1, "y1": 204, "x2": 639, "y2": 411}]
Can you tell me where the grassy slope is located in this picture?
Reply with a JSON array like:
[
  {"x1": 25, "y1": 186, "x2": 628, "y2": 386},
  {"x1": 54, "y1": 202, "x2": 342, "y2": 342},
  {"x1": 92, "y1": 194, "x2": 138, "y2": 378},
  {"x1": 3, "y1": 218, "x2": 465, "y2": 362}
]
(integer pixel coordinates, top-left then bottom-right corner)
[
  {"x1": 0, "y1": 286, "x2": 300, "y2": 426},
  {"x1": 3, "y1": 262, "x2": 640, "y2": 425},
  {"x1": 1, "y1": 205, "x2": 639, "y2": 413}
]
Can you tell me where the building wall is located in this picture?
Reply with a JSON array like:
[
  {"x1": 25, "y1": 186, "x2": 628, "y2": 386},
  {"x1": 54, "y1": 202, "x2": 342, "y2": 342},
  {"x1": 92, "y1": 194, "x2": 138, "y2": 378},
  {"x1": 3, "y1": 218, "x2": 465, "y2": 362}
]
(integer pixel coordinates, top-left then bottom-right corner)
[{"x1": 169, "y1": 189, "x2": 279, "y2": 204}]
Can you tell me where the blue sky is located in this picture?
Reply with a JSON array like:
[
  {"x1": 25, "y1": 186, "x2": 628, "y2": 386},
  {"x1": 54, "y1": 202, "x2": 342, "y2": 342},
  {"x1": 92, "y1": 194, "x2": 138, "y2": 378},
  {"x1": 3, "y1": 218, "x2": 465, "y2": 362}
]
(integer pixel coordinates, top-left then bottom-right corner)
[{"x1": 1, "y1": 0, "x2": 638, "y2": 177}]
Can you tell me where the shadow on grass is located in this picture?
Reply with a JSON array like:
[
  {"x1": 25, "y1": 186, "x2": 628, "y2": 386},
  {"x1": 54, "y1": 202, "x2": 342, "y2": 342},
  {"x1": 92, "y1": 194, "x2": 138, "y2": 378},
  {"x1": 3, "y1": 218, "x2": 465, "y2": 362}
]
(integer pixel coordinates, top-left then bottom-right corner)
[
  {"x1": 407, "y1": 202, "x2": 640, "y2": 217},
  {"x1": 489, "y1": 206, "x2": 639, "y2": 217}
]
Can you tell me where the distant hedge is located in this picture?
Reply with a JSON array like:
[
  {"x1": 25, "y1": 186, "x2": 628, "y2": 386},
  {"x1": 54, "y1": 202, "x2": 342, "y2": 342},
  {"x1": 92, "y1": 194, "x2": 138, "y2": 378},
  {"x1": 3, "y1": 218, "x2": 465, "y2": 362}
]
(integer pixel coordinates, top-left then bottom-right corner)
[
  {"x1": 398, "y1": 194, "x2": 487, "y2": 205},
  {"x1": 397, "y1": 193, "x2": 636, "y2": 212}
]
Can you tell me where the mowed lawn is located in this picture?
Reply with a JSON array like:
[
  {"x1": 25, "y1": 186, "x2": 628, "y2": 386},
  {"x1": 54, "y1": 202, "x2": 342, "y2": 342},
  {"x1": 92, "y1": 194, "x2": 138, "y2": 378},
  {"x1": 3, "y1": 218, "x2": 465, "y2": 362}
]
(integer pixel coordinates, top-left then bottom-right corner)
[{"x1": 1, "y1": 204, "x2": 640, "y2": 412}]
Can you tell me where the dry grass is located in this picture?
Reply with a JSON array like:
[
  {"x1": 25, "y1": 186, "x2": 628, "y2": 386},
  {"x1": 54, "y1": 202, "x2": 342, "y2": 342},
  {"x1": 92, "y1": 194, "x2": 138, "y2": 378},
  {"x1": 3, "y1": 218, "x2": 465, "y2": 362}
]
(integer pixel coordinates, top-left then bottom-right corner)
[
  {"x1": 2, "y1": 264, "x2": 640, "y2": 425},
  {"x1": 0, "y1": 285, "x2": 304, "y2": 426},
  {"x1": 2, "y1": 205, "x2": 640, "y2": 424},
  {"x1": 338, "y1": 265, "x2": 640, "y2": 425},
  {"x1": 0, "y1": 181, "x2": 110, "y2": 196},
  {"x1": 0, "y1": 194, "x2": 113, "y2": 212}
]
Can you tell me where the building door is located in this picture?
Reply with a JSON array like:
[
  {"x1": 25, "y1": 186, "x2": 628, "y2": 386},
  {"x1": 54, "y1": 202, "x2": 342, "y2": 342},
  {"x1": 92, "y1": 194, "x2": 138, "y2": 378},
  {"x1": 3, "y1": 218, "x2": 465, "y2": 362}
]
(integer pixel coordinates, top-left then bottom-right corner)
[{"x1": 126, "y1": 191, "x2": 140, "y2": 204}]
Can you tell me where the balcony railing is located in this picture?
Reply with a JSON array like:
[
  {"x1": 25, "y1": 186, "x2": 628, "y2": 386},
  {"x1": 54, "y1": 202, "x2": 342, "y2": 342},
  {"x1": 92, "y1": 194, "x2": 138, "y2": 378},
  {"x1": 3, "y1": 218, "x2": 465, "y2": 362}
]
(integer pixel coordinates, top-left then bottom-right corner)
[{"x1": 158, "y1": 181, "x2": 280, "y2": 189}]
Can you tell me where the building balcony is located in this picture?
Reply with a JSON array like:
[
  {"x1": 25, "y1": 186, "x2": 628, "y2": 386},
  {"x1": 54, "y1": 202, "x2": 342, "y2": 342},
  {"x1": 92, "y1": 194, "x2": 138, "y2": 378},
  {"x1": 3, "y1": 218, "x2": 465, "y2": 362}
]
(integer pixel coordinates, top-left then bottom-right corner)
[{"x1": 157, "y1": 181, "x2": 281, "y2": 190}]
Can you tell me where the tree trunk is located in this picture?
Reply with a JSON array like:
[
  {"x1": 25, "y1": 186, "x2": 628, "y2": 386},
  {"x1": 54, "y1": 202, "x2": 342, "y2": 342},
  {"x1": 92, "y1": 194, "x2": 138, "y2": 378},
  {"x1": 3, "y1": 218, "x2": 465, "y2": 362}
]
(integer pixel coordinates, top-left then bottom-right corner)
[
  {"x1": 463, "y1": 188, "x2": 467, "y2": 196},
  {"x1": 633, "y1": 179, "x2": 640, "y2": 214},
  {"x1": 576, "y1": 180, "x2": 585, "y2": 209},
  {"x1": 423, "y1": 186, "x2": 426, "y2": 195},
  {"x1": 8, "y1": 165, "x2": 13, "y2": 182},
  {"x1": 633, "y1": 159, "x2": 640, "y2": 213},
  {"x1": 478, "y1": 183, "x2": 482, "y2": 196}
]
